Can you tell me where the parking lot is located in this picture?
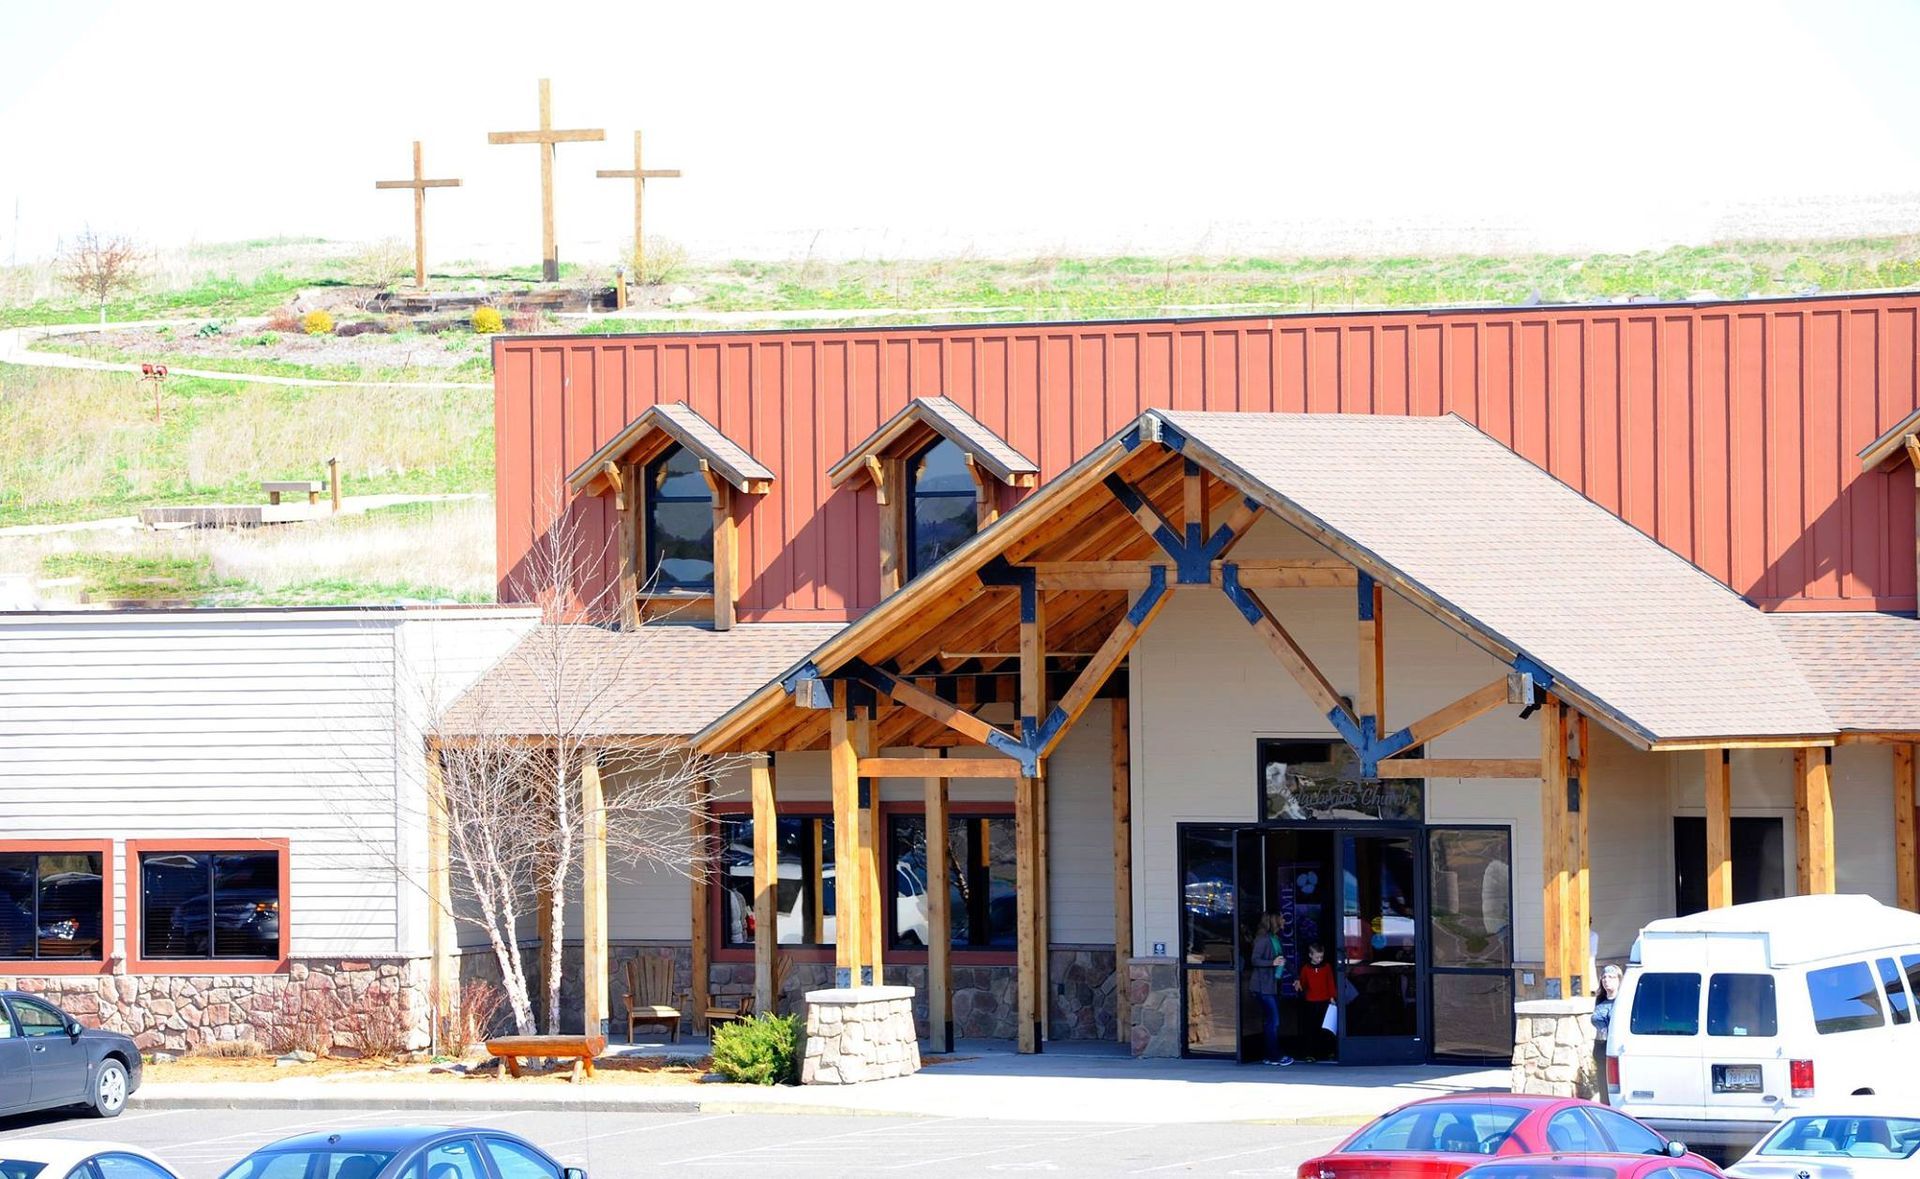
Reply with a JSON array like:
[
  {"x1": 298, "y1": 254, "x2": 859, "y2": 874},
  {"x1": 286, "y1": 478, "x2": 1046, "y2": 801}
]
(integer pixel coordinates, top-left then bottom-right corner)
[{"x1": 0, "y1": 1106, "x2": 1355, "y2": 1177}]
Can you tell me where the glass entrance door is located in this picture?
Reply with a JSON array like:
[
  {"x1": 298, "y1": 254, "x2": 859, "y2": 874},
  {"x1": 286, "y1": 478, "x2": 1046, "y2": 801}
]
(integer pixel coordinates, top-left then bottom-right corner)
[{"x1": 1334, "y1": 832, "x2": 1425, "y2": 1065}]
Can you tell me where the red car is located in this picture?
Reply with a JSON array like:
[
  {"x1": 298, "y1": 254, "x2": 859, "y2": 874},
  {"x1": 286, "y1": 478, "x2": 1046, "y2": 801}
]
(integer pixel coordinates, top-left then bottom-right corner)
[
  {"x1": 1460, "y1": 1159, "x2": 1725, "y2": 1178},
  {"x1": 1296, "y1": 1094, "x2": 1719, "y2": 1179}
]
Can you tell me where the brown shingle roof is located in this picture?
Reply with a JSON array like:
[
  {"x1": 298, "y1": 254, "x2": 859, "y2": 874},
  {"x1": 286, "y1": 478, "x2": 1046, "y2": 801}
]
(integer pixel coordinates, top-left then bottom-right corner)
[
  {"x1": 1769, "y1": 612, "x2": 1920, "y2": 733},
  {"x1": 566, "y1": 402, "x2": 775, "y2": 495},
  {"x1": 1161, "y1": 411, "x2": 1835, "y2": 744},
  {"x1": 439, "y1": 622, "x2": 843, "y2": 739},
  {"x1": 827, "y1": 396, "x2": 1038, "y2": 487}
]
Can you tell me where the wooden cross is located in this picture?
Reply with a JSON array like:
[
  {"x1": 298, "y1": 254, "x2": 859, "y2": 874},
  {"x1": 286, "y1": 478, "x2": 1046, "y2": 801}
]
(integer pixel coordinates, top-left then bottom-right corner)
[
  {"x1": 487, "y1": 79, "x2": 605, "y2": 282},
  {"x1": 373, "y1": 141, "x2": 461, "y2": 289},
  {"x1": 596, "y1": 131, "x2": 681, "y2": 282}
]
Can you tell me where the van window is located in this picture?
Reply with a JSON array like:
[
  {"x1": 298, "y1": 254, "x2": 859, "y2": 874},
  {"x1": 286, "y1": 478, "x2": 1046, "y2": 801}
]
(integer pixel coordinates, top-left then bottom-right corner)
[
  {"x1": 1807, "y1": 961, "x2": 1885, "y2": 1035},
  {"x1": 1707, "y1": 974, "x2": 1777, "y2": 1037},
  {"x1": 1629, "y1": 972, "x2": 1701, "y2": 1036},
  {"x1": 1877, "y1": 958, "x2": 1912, "y2": 1025},
  {"x1": 1905, "y1": 955, "x2": 1920, "y2": 1005}
]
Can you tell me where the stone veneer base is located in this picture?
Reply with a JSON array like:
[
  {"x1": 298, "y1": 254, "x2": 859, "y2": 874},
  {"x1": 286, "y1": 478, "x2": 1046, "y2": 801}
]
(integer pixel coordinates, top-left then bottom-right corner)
[
  {"x1": 1512, "y1": 996, "x2": 1598, "y2": 1098},
  {"x1": 801, "y1": 985, "x2": 922, "y2": 1085}
]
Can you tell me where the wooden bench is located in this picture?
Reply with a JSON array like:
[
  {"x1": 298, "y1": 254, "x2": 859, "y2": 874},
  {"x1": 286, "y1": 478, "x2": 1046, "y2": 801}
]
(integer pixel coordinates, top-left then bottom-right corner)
[
  {"x1": 484, "y1": 1032, "x2": 607, "y2": 1082},
  {"x1": 260, "y1": 480, "x2": 325, "y2": 505}
]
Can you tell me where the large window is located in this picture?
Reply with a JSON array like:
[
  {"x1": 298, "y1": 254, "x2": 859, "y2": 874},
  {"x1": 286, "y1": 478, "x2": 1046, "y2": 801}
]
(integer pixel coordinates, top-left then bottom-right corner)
[
  {"x1": 645, "y1": 444, "x2": 715, "y2": 592},
  {"x1": 888, "y1": 814, "x2": 1016, "y2": 951},
  {"x1": 138, "y1": 850, "x2": 281, "y2": 960},
  {"x1": 715, "y1": 815, "x2": 836, "y2": 949},
  {"x1": 1807, "y1": 960, "x2": 1884, "y2": 1035},
  {"x1": 906, "y1": 439, "x2": 977, "y2": 579},
  {"x1": 0, "y1": 849, "x2": 104, "y2": 962}
]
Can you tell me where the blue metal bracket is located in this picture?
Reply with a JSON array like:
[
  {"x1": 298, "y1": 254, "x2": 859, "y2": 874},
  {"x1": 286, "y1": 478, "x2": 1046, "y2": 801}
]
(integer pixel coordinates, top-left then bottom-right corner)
[
  {"x1": 1105, "y1": 475, "x2": 1219, "y2": 584},
  {"x1": 780, "y1": 661, "x2": 832, "y2": 709}
]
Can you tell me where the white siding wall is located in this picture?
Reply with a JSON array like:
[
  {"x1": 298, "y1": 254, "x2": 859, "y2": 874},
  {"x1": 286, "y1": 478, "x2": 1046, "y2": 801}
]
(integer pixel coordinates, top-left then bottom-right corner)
[{"x1": 0, "y1": 608, "x2": 534, "y2": 964}]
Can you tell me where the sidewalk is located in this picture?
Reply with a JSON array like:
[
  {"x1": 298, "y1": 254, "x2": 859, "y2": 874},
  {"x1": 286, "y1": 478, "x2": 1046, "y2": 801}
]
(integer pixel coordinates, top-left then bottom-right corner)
[{"x1": 129, "y1": 1041, "x2": 1509, "y2": 1125}]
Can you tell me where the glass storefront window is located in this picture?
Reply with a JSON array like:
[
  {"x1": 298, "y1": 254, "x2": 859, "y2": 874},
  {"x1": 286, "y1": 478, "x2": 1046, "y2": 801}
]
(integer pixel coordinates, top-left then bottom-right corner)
[
  {"x1": 1180, "y1": 827, "x2": 1235, "y2": 966},
  {"x1": 0, "y1": 851, "x2": 104, "y2": 961},
  {"x1": 1256, "y1": 739, "x2": 1423, "y2": 822},
  {"x1": 889, "y1": 815, "x2": 1015, "y2": 951},
  {"x1": 715, "y1": 815, "x2": 836, "y2": 948}
]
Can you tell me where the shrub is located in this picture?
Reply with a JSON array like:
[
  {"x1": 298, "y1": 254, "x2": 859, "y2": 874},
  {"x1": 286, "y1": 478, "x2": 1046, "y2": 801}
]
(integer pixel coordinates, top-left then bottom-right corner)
[
  {"x1": 470, "y1": 306, "x2": 505, "y2": 335},
  {"x1": 437, "y1": 979, "x2": 508, "y2": 1055},
  {"x1": 301, "y1": 309, "x2": 334, "y2": 336},
  {"x1": 709, "y1": 1013, "x2": 801, "y2": 1085},
  {"x1": 263, "y1": 306, "x2": 303, "y2": 333},
  {"x1": 508, "y1": 308, "x2": 542, "y2": 334},
  {"x1": 260, "y1": 988, "x2": 341, "y2": 1057},
  {"x1": 347, "y1": 983, "x2": 412, "y2": 1059},
  {"x1": 184, "y1": 1038, "x2": 266, "y2": 1058},
  {"x1": 634, "y1": 237, "x2": 687, "y2": 287},
  {"x1": 344, "y1": 238, "x2": 412, "y2": 292}
]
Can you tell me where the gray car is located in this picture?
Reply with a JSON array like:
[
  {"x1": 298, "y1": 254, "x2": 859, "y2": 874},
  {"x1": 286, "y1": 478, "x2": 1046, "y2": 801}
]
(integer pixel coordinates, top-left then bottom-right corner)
[
  {"x1": 218, "y1": 1128, "x2": 586, "y2": 1179},
  {"x1": 0, "y1": 991, "x2": 143, "y2": 1119}
]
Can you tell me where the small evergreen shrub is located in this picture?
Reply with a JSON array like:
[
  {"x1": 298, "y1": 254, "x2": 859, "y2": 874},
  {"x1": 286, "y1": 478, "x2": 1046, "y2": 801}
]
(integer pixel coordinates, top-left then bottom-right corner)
[
  {"x1": 471, "y1": 306, "x2": 505, "y2": 335},
  {"x1": 301, "y1": 309, "x2": 335, "y2": 336},
  {"x1": 709, "y1": 1013, "x2": 801, "y2": 1085}
]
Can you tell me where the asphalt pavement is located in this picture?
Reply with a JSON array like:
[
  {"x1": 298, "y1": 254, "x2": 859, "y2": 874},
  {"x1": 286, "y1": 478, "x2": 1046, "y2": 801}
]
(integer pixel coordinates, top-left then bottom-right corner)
[{"x1": 0, "y1": 1105, "x2": 1355, "y2": 1178}]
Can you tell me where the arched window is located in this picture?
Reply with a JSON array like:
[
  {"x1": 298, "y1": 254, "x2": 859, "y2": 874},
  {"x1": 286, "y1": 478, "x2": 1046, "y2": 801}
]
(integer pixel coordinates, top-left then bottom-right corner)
[
  {"x1": 645, "y1": 445, "x2": 714, "y2": 591},
  {"x1": 907, "y1": 438, "x2": 977, "y2": 579}
]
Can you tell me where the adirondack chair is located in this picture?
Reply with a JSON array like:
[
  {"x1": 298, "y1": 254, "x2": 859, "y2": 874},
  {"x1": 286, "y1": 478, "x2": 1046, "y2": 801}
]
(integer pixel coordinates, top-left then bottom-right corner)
[
  {"x1": 624, "y1": 954, "x2": 685, "y2": 1042},
  {"x1": 700, "y1": 991, "x2": 753, "y2": 1035}
]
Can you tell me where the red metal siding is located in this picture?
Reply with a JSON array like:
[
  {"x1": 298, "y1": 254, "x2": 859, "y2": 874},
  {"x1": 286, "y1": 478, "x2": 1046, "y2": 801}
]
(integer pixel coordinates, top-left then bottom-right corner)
[{"x1": 494, "y1": 294, "x2": 1920, "y2": 620}]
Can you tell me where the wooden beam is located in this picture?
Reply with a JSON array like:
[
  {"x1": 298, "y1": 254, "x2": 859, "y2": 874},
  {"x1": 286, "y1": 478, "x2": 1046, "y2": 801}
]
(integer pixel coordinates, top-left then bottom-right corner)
[
  {"x1": 1038, "y1": 582, "x2": 1174, "y2": 758},
  {"x1": 1111, "y1": 697, "x2": 1133, "y2": 1047},
  {"x1": 1183, "y1": 461, "x2": 1206, "y2": 541},
  {"x1": 424, "y1": 749, "x2": 457, "y2": 1048},
  {"x1": 857, "y1": 756, "x2": 1022, "y2": 778},
  {"x1": 966, "y1": 454, "x2": 1000, "y2": 529},
  {"x1": 1395, "y1": 678, "x2": 1512, "y2": 752},
  {"x1": 701, "y1": 464, "x2": 736, "y2": 631},
  {"x1": 1650, "y1": 735, "x2": 1836, "y2": 751},
  {"x1": 618, "y1": 460, "x2": 640, "y2": 630},
  {"x1": 1897, "y1": 743, "x2": 1917, "y2": 912},
  {"x1": 1238, "y1": 585, "x2": 1358, "y2": 731},
  {"x1": 830, "y1": 683, "x2": 864, "y2": 982},
  {"x1": 1020, "y1": 584, "x2": 1046, "y2": 731},
  {"x1": 1036, "y1": 761, "x2": 1051, "y2": 1045},
  {"x1": 878, "y1": 456, "x2": 905, "y2": 598},
  {"x1": 1378, "y1": 757, "x2": 1545, "y2": 778},
  {"x1": 1357, "y1": 577, "x2": 1385, "y2": 729},
  {"x1": 1016, "y1": 559, "x2": 1354, "y2": 591},
  {"x1": 1794, "y1": 747, "x2": 1836, "y2": 895},
  {"x1": 689, "y1": 773, "x2": 712, "y2": 1024},
  {"x1": 858, "y1": 670, "x2": 1016, "y2": 751},
  {"x1": 860, "y1": 713, "x2": 884, "y2": 985},
  {"x1": 1540, "y1": 696, "x2": 1569, "y2": 996},
  {"x1": 751, "y1": 756, "x2": 778, "y2": 1015},
  {"x1": 926, "y1": 764, "x2": 953, "y2": 1052},
  {"x1": 1015, "y1": 771, "x2": 1040, "y2": 1053},
  {"x1": 581, "y1": 751, "x2": 610, "y2": 1035},
  {"x1": 1705, "y1": 749, "x2": 1733, "y2": 910},
  {"x1": 1570, "y1": 712, "x2": 1590, "y2": 996}
]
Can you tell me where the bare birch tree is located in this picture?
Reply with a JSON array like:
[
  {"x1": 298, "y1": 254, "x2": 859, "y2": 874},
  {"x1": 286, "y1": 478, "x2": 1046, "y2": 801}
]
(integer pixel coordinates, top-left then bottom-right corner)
[{"x1": 56, "y1": 228, "x2": 145, "y2": 323}]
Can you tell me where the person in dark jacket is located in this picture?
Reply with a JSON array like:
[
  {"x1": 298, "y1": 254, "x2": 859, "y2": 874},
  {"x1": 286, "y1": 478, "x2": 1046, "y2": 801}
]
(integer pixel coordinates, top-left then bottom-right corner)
[
  {"x1": 1249, "y1": 912, "x2": 1291, "y2": 1065},
  {"x1": 1591, "y1": 962, "x2": 1623, "y2": 1100}
]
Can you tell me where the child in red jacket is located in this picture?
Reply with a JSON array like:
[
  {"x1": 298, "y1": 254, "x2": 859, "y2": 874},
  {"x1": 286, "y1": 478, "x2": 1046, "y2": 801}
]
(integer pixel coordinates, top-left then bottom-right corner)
[{"x1": 1296, "y1": 942, "x2": 1337, "y2": 1061}]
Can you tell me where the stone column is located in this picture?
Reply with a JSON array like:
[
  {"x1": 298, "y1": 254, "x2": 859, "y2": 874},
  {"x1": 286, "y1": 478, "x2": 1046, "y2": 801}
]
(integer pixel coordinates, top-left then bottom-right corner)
[
  {"x1": 1127, "y1": 956, "x2": 1180, "y2": 1058},
  {"x1": 800, "y1": 985, "x2": 922, "y2": 1085},
  {"x1": 1512, "y1": 996, "x2": 1598, "y2": 1098}
]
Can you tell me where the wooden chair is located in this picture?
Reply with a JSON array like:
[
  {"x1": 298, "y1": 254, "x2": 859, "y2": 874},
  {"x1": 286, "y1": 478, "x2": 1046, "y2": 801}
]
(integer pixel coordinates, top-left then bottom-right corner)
[
  {"x1": 701, "y1": 992, "x2": 753, "y2": 1035},
  {"x1": 624, "y1": 954, "x2": 685, "y2": 1042}
]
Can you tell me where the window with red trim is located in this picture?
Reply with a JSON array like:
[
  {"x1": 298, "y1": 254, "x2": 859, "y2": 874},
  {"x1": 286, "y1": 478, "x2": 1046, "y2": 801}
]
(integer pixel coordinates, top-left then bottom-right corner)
[
  {"x1": 137, "y1": 849, "x2": 281, "y2": 960},
  {"x1": 715, "y1": 814, "x2": 837, "y2": 949},
  {"x1": 0, "y1": 848, "x2": 106, "y2": 962},
  {"x1": 887, "y1": 813, "x2": 1015, "y2": 952}
]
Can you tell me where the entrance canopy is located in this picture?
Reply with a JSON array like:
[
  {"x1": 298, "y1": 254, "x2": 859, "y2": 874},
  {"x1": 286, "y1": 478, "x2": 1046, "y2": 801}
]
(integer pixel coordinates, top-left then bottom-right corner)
[{"x1": 696, "y1": 409, "x2": 1839, "y2": 760}]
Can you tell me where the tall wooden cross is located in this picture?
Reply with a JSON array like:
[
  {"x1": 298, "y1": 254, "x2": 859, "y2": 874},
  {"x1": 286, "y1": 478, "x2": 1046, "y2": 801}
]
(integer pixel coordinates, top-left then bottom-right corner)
[
  {"x1": 373, "y1": 141, "x2": 461, "y2": 289},
  {"x1": 596, "y1": 131, "x2": 681, "y2": 282},
  {"x1": 487, "y1": 79, "x2": 605, "y2": 282}
]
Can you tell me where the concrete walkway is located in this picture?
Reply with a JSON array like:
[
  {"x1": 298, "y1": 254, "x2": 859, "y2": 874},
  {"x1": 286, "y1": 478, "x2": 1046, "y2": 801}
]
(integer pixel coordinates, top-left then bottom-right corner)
[
  {"x1": 130, "y1": 1043, "x2": 1508, "y2": 1125},
  {"x1": 0, "y1": 320, "x2": 490, "y2": 390}
]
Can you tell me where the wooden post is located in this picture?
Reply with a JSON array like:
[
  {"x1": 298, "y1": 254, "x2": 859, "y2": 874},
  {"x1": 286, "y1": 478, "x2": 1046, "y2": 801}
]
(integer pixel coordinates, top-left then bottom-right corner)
[
  {"x1": 830, "y1": 683, "x2": 865, "y2": 985},
  {"x1": 1540, "y1": 695, "x2": 1568, "y2": 996},
  {"x1": 1015, "y1": 771, "x2": 1040, "y2": 1053},
  {"x1": 580, "y1": 750, "x2": 609, "y2": 1035},
  {"x1": 594, "y1": 130, "x2": 681, "y2": 282},
  {"x1": 1705, "y1": 749, "x2": 1733, "y2": 910},
  {"x1": 1794, "y1": 747, "x2": 1835, "y2": 895},
  {"x1": 876, "y1": 457, "x2": 905, "y2": 598},
  {"x1": 327, "y1": 457, "x2": 342, "y2": 514},
  {"x1": 925, "y1": 763, "x2": 952, "y2": 1052},
  {"x1": 689, "y1": 774, "x2": 712, "y2": 1028},
  {"x1": 1897, "y1": 744, "x2": 1918, "y2": 912},
  {"x1": 966, "y1": 455, "x2": 1000, "y2": 528},
  {"x1": 425, "y1": 747, "x2": 458, "y2": 1048},
  {"x1": 702, "y1": 465, "x2": 736, "y2": 630},
  {"x1": 618, "y1": 459, "x2": 640, "y2": 630},
  {"x1": 1358, "y1": 575, "x2": 1386, "y2": 730},
  {"x1": 1569, "y1": 713, "x2": 1590, "y2": 994},
  {"x1": 751, "y1": 756, "x2": 778, "y2": 1015},
  {"x1": 373, "y1": 140, "x2": 461, "y2": 289},
  {"x1": 1036, "y1": 760, "x2": 1051, "y2": 1042},
  {"x1": 1111, "y1": 697, "x2": 1133, "y2": 1046},
  {"x1": 1020, "y1": 580, "x2": 1046, "y2": 735},
  {"x1": 486, "y1": 79, "x2": 606, "y2": 283},
  {"x1": 860, "y1": 707, "x2": 884, "y2": 985}
]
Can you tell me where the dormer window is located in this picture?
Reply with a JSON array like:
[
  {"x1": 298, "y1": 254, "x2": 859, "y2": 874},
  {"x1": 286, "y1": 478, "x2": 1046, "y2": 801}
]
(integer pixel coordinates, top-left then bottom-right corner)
[
  {"x1": 646, "y1": 445, "x2": 715, "y2": 591},
  {"x1": 829, "y1": 396, "x2": 1039, "y2": 598},
  {"x1": 908, "y1": 439, "x2": 979, "y2": 579}
]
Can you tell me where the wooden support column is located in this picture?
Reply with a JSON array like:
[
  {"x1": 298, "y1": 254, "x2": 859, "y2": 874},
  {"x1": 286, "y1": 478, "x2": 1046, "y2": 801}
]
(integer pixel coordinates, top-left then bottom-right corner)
[
  {"x1": 861, "y1": 717, "x2": 884, "y2": 985},
  {"x1": 875, "y1": 456, "x2": 905, "y2": 598},
  {"x1": 424, "y1": 747, "x2": 458, "y2": 1047},
  {"x1": 751, "y1": 756, "x2": 778, "y2": 1015},
  {"x1": 1794, "y1": 747, "x2": 1835, "y2": 895},
  {"x1": 1036, "y1": 760, "x2": 1051, "y2": 1043},
  {"x1": 701, "y1": 464, "x2": 736, "y2": 631},
  {"x1": 1111, "y1": 697, "x2": 1133, "y2": 1046},
  {"x1": 581, "y1": 751, "x2": 610, "y2": 1035},
  {"x1": 926, "y1": 761, "x2": 953, "y2": 1052},
  {"x1": 1539, "y1": 696, "x2": 1566, "y2": 995},
  {"x1": 1015, "y1": 770, "x2": 1041, "y2": 1053},
  {"x1": 1019, "y1": 579, "x2": 1046, "y2": 736},
  {"x1": 604, "y1": 460, "x2": 640, "y2": 630},
  {"x1": 1705, "y1": 749, "x2": 1733, "y2": 910},
  {"x1": 1567, "y1": 713, "x2": 1590, "y2": 995},
  {"x1": 830, "y1": 683, "x2": 863, "y2": 984},
  {"x1": 689, "y1": 774, "x2": 712, "y2": 1020},
  {"x1": 1357, "y1": 573, "x2": 1385, "y2": 730},
  {"x1": 966, "y1": 455, "x2": 1000, "y2": 528},
  {"x1": 1898, "y1": 744, "x2": 1918, "y2": 913}
]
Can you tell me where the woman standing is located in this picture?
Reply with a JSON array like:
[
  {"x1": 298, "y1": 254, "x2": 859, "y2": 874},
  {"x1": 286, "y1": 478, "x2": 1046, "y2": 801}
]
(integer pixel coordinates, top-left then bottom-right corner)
[
  {"x1": 1591, "y1": 963, "x2": 1623, "y2": 1100},
  {"x1": 1249, "y1": 912, "x2": 1292, "y2": 1065}
]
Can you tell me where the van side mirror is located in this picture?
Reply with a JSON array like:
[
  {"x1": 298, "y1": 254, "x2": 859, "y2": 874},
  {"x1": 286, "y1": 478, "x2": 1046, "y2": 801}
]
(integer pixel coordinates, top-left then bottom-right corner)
[{"x1": 1664, "y1": 1141, "x2": 1686, "y2": 1158}]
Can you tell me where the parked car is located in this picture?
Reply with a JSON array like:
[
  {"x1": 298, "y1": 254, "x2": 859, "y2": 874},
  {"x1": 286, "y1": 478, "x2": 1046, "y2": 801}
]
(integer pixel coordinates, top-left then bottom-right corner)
[
  {"x1": 1459, "y1": 1156, "x2": 1724, "y2": 1178},
  {"x1": 1295, "y1": 1093, "x2": 1707, "y2": 1179},
  {"x1": 217, "y1": 1127, "x2": 585, "y2": 1179},
  {"x1": 0, "y1": 1140, "x2": 181, "y2": 1179},
  {"x1": 0, "y1": 991, "x2": 142, "y2": 1119},
  {"x1": 1723, "y1": 1098, "x2": 1920, "y2": 1176},
  {"x1": 1609, "y1": 895, "x2": 1920, "y2": 1159}
]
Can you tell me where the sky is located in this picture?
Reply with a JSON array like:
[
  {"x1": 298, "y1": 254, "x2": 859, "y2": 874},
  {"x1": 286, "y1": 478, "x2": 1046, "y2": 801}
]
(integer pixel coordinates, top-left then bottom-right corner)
[{"x1": 3, "y1": 0, "x2": 1920, "y2": 265}]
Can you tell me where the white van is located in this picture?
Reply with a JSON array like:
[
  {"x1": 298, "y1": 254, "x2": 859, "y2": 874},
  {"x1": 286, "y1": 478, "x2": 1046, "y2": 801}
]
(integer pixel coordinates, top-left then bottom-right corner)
[{"x1": 1609, "y1": 894, "x2": 1920, "y2": 1156}]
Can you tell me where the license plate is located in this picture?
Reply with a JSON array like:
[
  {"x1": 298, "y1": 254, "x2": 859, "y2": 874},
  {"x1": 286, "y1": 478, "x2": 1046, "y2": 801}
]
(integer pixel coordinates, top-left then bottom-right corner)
[{"x1": 1714, "y1": 1064, "x2": 1762, "y2": 1092}]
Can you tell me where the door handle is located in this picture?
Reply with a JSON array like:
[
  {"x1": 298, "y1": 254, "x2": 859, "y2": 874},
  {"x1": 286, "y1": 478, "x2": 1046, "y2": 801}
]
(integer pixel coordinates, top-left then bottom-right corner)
[{"x1": 31, "y1": 1045, "x2": 46, "y2": 1053}]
